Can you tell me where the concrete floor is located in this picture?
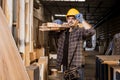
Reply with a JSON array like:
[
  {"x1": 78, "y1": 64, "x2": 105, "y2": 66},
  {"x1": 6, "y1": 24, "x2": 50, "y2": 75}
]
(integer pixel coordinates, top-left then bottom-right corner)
[{"x1": 84, "y1": 51, "x2": 98, "y2": 80}]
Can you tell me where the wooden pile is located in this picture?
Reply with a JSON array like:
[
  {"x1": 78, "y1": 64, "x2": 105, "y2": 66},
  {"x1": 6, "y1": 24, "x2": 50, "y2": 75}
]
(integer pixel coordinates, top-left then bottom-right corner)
[{"x1": 39, "y1": 22, "x2": 70, "y2": 31}]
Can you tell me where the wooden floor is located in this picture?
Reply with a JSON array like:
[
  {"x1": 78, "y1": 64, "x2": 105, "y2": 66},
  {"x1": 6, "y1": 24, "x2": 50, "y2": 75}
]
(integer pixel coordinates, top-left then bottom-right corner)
[{"x1": 48, "y1": 50, "x2": 99, "y2": 80}]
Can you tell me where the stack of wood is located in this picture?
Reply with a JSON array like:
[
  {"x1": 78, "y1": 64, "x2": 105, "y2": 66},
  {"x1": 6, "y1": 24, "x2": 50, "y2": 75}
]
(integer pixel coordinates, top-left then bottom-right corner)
[{"x1": 39, "y1": 22, "x2": 70, "y2": 31}]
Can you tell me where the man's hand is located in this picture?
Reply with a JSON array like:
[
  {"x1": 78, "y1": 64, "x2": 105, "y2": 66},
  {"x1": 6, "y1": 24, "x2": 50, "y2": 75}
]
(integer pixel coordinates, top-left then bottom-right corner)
[{"x1": 75, "y1": 13, "x2": 85, "y2": 23}]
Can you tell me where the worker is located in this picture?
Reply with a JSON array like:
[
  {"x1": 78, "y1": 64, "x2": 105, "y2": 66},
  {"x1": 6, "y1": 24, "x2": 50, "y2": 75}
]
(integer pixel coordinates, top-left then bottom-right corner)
[{"x1": 56, "y1": 8, "x2": 95, "y2": 80}]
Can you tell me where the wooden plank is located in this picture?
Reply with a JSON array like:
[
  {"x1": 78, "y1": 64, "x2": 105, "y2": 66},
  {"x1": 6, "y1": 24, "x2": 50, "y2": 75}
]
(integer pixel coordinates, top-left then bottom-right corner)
[
  {"x1": 26, "y1": 63, "x2": 40, "y2": 80},
  {"x1": 25, "y1": 0, "x2": 30, "y2": 66},
  {"x1": 0, "y1": 7, "x2": 30, "y2": 80},
  {"x1": 30, "y1": 52, "x2": 36, "y2": 62},
  {"x1": 96, "y1": 55, "x2": 120, "y2": 61},
  {"x1": 38, "y1": 56, "x2": 48, "y2": 80},
  {"x1": 18, "y1": 0, "x2": 26, "y2": 64},
  {"x1": 102, "y1": 61, "x2": 119, "y2": 65},
  {"x1": 34, "y1": 47, "x2": 45, "y2": 59},
  {"x1": 24, "y1": 0, "x2": 33, "y2": 66},
  {"x1": 39, "y1": 22, "x2": 70, "y2": 31},
  {"x1": 39, "y1": 22, "x2": 84, "y2": 31},
  {"x1": 29, "y1": 0, "x2": 34, "y2": 52},
  {"x1": 2, "y1": 0, "x2": 13, "y2": 31},
  {"x1": 19, "y1": 0, "x2": 25, "y2": 53}
]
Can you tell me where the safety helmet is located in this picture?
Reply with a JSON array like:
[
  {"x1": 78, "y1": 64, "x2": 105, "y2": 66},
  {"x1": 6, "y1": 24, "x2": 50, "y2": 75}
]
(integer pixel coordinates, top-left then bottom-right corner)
[
  {"x1": 66, "y1": 8, "x2": 80, "y2": 17},
  {"x1": 53, "y1": 19, "x2": 63, "y2": 24}
]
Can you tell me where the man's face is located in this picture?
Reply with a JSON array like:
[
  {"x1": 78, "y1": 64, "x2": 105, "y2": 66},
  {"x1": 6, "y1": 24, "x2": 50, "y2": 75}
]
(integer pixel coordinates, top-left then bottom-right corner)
[{"x1": 66, "y1": 16, "x2": 78, "y2": 27}]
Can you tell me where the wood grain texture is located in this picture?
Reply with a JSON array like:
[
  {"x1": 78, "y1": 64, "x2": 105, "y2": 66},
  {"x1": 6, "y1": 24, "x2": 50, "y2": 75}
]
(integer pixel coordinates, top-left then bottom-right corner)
[{"x1": 0, "y1": 7, "x2": 30, "y2": 80}]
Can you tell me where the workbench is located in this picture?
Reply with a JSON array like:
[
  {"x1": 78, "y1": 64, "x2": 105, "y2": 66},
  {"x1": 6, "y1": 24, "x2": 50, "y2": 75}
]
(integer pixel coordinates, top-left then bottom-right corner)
[
  {"x1": 109, "y1": 65, "x2": 120, "y2": 80},
  {"x1": 96, "y1": 55, "x2": 120, "y2": 80}
]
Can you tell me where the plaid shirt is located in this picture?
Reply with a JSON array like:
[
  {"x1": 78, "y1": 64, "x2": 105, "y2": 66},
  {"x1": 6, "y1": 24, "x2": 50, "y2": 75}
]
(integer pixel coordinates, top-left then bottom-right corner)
[{"x1": 57, "y1": 27, "x2": 95, "y2": 69}]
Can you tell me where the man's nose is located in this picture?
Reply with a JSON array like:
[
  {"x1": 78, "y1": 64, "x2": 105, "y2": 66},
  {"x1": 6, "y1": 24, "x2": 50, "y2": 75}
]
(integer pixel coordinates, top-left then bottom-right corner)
[{"x1": 69, "y1": 19, "x2": 73, "y2": 22}]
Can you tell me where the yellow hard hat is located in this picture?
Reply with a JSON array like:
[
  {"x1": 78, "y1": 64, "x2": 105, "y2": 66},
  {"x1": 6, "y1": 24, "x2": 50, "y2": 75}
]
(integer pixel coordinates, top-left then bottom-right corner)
[{"x1": 66, "y1": 8, "x2": 80, "y2": 17}]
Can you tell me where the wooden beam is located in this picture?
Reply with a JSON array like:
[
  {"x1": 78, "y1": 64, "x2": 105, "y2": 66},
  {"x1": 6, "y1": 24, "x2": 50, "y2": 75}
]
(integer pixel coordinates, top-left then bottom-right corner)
[
  {"x1": 17, "y1": 0, "x2": 26, "y2": 65},
  {"x1": 2, "y1": 0, "x2": 13, "y2": 31},
  {"x1": 38, "y1": 56, "x2": 48, "y2": 80},
  {"x1": 25, "y1": 0, "x2": 30, "y2": 66},
  {"x1": 29, "y1": 0, "x2": 34, "y2": 52},
  {"x1": 26, "y1": 63, "x2": 40, "y2": 80},
  {"x1": 24, "y1": 0, "x2": 34, "y2": 66}
]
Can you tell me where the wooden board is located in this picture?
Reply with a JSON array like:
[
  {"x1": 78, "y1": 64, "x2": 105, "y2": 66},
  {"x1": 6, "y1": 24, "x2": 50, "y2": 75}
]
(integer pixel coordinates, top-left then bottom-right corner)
[
  {"x1": 0, "y1": 7, "x2": 30, "y2": 80},
  {"x1": 39, "y1": 22, "x2": 83, "y2": 31},
  {"x1": 26, "y1": 63, "x2": 40, "y2": 80},
  {"x1": 34, "y1": 48, "x2": 45, "y2": 59},
  {"x1": 39, "y1": 22, "x2": 70, "y2": 31},
  {"x1": 96, "y1": 55, "x2": 120, "y2": 61},
  {"x1": 38, "y1": 56, "x2": 48, "y2": 80},
  {"x1": 30, "y1": 52, "x2": 36, "y2": 62}
]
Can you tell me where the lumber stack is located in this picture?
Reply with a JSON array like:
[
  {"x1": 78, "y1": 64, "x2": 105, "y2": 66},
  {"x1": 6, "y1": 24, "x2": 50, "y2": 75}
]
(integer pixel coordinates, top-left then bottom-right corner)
[
  {"x1": 0, "y1": 7, "x2": 30, "y2": 80},
  {"x1": 39, "y1": 22, "x2": 84, "y2": 31},
  {"x1": 39, "y1": 22, "x2": 70, "y2": 31}
]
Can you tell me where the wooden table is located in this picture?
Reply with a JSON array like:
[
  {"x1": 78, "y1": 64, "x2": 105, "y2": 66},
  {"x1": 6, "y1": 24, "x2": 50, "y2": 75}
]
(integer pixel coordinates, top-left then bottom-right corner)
[
  {"x1": 96, "y1": 55, "x2": 120, "y2": 80},
  {"x1": 110, "y1": 65, "x2": 120, "y2": 80}
]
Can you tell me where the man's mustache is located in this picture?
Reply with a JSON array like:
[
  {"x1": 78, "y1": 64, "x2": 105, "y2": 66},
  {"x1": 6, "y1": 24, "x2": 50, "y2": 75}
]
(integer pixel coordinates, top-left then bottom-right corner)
[{"x1": 69, "y1": 22, "x2": 73, "y2": 24}]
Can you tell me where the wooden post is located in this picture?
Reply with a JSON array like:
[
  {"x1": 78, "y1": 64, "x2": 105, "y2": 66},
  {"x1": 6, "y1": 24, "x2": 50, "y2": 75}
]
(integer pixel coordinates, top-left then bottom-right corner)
[
  {"x1": 25, "y1": 0, "x2": 30, "y2": 66},
  {"x1": 24, "y1": 0, "x2": 33, "y2": 66},
  {"x1": 38, "y1": 56, "x2": 48, "y2": 80},
  {"x1": 2, "y1": 0, "x2": 13, "y2": 31},
  {"x1": 29, "y1": 0, "x2": 34, "y2": 52},
  {"x1": 18, "y1": 0, "x2": 26, "y2": 64}
]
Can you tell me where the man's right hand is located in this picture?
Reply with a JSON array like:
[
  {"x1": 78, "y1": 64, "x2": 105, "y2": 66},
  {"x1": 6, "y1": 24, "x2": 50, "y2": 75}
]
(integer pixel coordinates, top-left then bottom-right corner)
[{"x1": 75, "y1": 13, "x2": 85, "y2": 23}]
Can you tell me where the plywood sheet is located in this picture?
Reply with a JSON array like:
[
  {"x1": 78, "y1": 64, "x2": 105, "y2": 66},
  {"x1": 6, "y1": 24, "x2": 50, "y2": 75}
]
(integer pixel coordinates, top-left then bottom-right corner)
[{"x1": 0, "y1": 7, "x2": 30, "y2": 80}]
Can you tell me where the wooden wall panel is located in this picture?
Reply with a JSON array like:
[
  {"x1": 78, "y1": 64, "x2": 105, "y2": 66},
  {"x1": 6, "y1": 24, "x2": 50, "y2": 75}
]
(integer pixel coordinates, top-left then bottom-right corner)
[{"x1": 0, "y1": 7, "x2": 30, "y2": 80}]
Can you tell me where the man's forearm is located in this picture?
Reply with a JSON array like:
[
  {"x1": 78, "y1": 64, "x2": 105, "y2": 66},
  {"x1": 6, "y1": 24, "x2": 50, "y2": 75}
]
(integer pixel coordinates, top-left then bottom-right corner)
[{"x1": 82, "y1": 20, "x2": 92, "y2": 29}]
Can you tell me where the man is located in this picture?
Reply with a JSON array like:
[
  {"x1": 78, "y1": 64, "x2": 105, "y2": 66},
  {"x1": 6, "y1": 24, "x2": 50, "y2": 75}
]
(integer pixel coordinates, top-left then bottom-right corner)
[{"x1": 56, "y1": 8, "x2": 95, "y2": 80}]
